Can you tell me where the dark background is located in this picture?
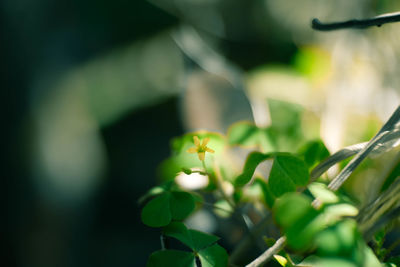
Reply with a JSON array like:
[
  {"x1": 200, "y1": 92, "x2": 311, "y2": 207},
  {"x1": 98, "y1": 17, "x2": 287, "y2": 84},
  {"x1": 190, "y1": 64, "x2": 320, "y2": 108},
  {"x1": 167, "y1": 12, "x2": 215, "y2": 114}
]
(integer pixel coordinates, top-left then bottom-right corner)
[{"x1": 2, "y1": 1, "x2": 300, "y2": 266}]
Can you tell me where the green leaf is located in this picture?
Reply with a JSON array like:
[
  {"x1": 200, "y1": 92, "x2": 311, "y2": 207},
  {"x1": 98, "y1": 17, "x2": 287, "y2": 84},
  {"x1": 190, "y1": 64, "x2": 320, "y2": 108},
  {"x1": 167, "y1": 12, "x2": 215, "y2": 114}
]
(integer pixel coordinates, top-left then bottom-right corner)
[
  {"x1": 235, "y1": 152, "x2": 272, "y2": 187},
  {"x1": 169, "y1": 191, "x2": 195, "y2": 220},
  {"x1": 258, "y1": 179, "x2": 275, "y2": 208},
  {"x1": 163, "y1": 222, "x2": 193, "y2": 249},
  {"x1": 274, "y1": 192, "x2": 359, "y2": 252},
  {"x1": 198, "y1": 244, "x2": 229, "y2": 267},
  {"x1": 268, "y1": 154, "x2": 309, "y2": 197},
  {"x1": 147, "y1": 250, "x2": 196, "y2": 267},
  {"x1": 268, "y1": 99, "x2": 303, "y2": 133},
  {"x1": 308, "y1": 183, "x2": 339, "y2": 204},
  {"x1": 300, "y1": 255, "x2": 357, "y2": 267},
  {"x1": 189, "y1": 229, "x2": 220, "y2": 251},
  {"x1": 163, "y1": 222, "x2": 219, "y2": 251},
  {"x1": 360, "y1": 239, "x2": 383, "y2": 267},
  {"x1": 273, "y1": 193, "x2": 323, "y2": 251},
  {"x1": 141, "y1": 193, "x2": 171, "y2": 227},
  {"x1": 314, "y1": 219, "x2": 358, "y2": 257},
  {"x1": 228, "y1": 121, "x2": 260, "y2": 146},
  {"x1": 213, "y1": 200, "x2": 234, "y2": 218},
  {"x1": 227, "y1": 122, "x2": 276, "y2": 151},
  {"x1": 274, "y1": 255, "x2": 288, "y2": 266},
  {"x1": 298, "y1": 139, "x2": 330, "y2": 168},
  {"x1": 273, "y1": 193, "x2": 313, "y2": 230}
]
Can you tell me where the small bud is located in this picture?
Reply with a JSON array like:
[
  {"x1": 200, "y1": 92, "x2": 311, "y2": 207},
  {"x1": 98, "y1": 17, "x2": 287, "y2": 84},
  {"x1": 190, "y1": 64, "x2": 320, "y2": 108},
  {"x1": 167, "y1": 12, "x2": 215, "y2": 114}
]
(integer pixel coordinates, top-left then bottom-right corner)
[{"x1": 182, "y1": 168, "x2": 192, "y2": 175}]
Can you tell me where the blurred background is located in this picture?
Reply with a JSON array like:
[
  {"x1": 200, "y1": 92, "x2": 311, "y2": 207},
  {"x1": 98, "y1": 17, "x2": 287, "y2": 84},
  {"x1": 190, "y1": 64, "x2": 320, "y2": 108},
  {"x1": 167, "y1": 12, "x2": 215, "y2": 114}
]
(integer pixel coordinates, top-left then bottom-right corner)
[{"x1": 3, "y1": 0, "x2": 400, "y2": 266}]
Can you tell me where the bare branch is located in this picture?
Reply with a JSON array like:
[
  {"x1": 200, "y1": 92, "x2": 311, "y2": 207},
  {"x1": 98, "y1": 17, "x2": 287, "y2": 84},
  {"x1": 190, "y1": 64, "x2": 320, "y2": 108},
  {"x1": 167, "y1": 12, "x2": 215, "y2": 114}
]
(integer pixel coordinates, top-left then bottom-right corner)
[
  {"x1": 312, "y1": 11, "x2": 400, "y2": 31},
  {"x1": 245, "y1": 237, "x2": 286, "y2": 267}
]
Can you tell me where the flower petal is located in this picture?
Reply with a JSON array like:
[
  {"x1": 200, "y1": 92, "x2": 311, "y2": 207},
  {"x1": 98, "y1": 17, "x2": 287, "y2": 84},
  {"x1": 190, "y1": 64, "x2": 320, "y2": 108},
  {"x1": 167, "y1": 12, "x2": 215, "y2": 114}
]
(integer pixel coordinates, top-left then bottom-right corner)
[
  {"x1": 202, "y1": 137, "x2": 210, "y2": 146},
  {"x1": 193, "y1": 136, "x2": 200, "y2": 146},
  {"x1": 187, "y1": 147, "x2": 197, "y2": 153},
  {"x1": 198, "y1": 152, "x2": 205, "y2": 161},
  {"x1": 205, "y1": 147, "x2": 215, "y2": 153}
]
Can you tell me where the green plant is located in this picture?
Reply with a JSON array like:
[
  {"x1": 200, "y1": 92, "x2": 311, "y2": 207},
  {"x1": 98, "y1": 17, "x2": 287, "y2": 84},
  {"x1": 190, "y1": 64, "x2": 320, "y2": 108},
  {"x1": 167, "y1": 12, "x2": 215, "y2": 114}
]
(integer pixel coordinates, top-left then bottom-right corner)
[{"x1": 139, "y1": 12, "x2": 400, "y2": 267}]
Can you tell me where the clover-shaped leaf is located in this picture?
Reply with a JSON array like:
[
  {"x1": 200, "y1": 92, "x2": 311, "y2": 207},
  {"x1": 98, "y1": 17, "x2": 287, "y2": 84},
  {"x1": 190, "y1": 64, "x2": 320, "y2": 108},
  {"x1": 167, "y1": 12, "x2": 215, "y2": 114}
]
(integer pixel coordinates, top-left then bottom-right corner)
[
  {"x1": 141, "y1": 191, "x2": 195, "y2": 227},
  {"x1": 163, "y1": 222, "x2": 219, "y2": 251},
  {"x1": 298, "y1": 139, "x2": 330, "y2": 169},
  {"x1": 147, "y1": 222, "x2": 228, "y2": 267},
  {"x1": 235, "y1": 152, "x2": 309, "y2": 208}
]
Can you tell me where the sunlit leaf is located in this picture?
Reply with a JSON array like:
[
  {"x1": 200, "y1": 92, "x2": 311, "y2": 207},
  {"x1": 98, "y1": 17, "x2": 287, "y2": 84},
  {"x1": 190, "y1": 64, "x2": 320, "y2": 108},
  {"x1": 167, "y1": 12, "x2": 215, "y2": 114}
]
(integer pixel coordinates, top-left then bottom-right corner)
[
  {"x1": 227, "y1": 122, "x2": 276, "y2": 151},
  {"x1": 268, "y1": 99, "x2": 303, "y2": 134},
  {"x1": 273, "y1": 193, "x2": 322, "y2": 251},
  {"x1": 147, "y1": 250, "x2": 195, "y2": 267},
  {"x1": 213, "y1": 199, "x2": 233, "y2": 218},
  {"x1": 274, "y1": 255, "x2": 288, "y2": 266},
  {"x1": 308, "y1": 183, "x2": 339, "y2": 204},
  {"x1": 300, "y1": 255, "x2": 357, "y2": 267},
  {"x1": 228, "y1": 121, "x2": 260, "y2": 146},
  {"x1": 258, "y1": 178, "x2": 275, "y2": 208},
  {"x1": 314, "y1": 219, "x2": 358, "y2": 256},
  {"x1": 273, "y1": 193, "x2": 313, "y2": 230},
  {"x1": 268, "y1": 154, "x2": 309, "y2": 197},
  {"x1": 235, "y1": 152, "x2": 272, "y2": 187},
  {"x1": 298, "y1": 139, "x2": 330, "y2": 169}
]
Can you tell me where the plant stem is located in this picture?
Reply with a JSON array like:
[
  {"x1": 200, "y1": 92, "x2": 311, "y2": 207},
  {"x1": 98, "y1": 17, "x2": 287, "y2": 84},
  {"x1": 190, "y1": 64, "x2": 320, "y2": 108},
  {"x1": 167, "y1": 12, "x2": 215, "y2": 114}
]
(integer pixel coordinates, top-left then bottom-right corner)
[
  {"x1": 203, "y1": 160, "x2": 236, "y2": 209},
  {"x1": 245, "y1": 236, "x2": 286, "y2": 267},
  {"x1": 160, "y1": 234, "x2": 166, "y2": 250},
  {"x1": 312, "y1": 11, "x2": 400, "y2": 31}
]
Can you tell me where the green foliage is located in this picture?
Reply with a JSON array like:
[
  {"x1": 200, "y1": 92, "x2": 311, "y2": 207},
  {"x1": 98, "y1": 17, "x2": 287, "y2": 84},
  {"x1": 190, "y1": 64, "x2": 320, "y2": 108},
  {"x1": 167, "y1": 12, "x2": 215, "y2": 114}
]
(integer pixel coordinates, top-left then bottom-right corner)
[
  {"x1": 228, "y1": 99, "x2": 305, "y2": 152},
  {"x1": 163, "y1": 222, "x2": 219, "y2": 251},
  {"x1": 268, "y1": 154, "x2": 309, "y2": 197},
  {"x1": 273, "y1": 189, "x2": 358, "y2": 252},
  {"x1": 235, "y1": 152, "x2": 309, "y2": 208},
  {"x1": 139, "y1": 97, "x2": 400, "y2": 267},
  {"x1": 141, "y1": 189, "x2": 195, "y2": 227},
  {"x1": 147, "y1": 222, "x2": 228, "y2": 267},
  {"x1": 298, "y1": 139, "x2": 330, "y2": 169}
]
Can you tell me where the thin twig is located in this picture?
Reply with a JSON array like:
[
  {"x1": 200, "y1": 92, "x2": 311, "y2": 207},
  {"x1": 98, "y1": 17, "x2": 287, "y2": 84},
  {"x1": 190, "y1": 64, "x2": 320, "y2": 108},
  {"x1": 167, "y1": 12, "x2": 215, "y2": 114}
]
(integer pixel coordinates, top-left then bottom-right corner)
[
  {"x1": 245, "y1": 237, "x2": 286, "y2": 267},
  {"x1": 211, "y1": 161, "x2": 236, "y2": 208},
  {"x1": 312, "y1": 11, "x2": 400, "y2": 31}
]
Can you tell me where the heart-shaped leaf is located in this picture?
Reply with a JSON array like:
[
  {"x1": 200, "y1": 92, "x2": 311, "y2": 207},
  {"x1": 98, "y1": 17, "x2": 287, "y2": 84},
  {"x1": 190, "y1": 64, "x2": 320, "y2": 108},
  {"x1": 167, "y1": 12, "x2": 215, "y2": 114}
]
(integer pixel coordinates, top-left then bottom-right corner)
[
  {"x1": 170, "y1": 191, "x2": 195, "y2": 220},
  {"x1": 198, "y1": 244, "x2": 229, "y2": 267},
  {"x1": 141, "y1": 193, "x2": 171, "y2": 227},
  {"x1": 268, "y1": 154, "x2": 309, "y2": 197},
  {"x1": 235, "y1": 152, "x2": 272, "y2": 187},
  {"x1": 141, "y1": 191, "x2": 196, "y2": 227},
  {"x1": 163, "y1": 222, "x2": 219, "y2": 251}
]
